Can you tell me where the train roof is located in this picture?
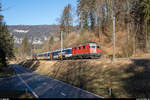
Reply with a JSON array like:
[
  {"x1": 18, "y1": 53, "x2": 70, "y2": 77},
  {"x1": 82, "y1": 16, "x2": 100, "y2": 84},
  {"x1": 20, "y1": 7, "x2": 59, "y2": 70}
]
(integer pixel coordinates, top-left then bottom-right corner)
[
  {"x1": 52, "y1": 47, "x2": 72, "y2": 52},
  {"x1": 72, "y1": 42, "x2": 100, "y2": 47},
  {"x1": 37, "y1": 48, "x2": 72, "y2": 55},
  {"x1": 36, "y1": 42, "x2": 100, "y2": 55},
  {"x1": 60, "y1": 42, "x2": 100, "y2": 49},
  {"x1": 37, "y1": 52, "x2": 50, "y2": 55}
]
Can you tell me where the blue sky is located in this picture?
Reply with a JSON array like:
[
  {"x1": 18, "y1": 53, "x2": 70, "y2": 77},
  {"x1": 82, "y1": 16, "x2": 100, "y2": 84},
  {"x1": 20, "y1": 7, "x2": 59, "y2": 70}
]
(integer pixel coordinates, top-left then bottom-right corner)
[{"x1": 1, "y1": 0, "x2": 77, "y2": 25}]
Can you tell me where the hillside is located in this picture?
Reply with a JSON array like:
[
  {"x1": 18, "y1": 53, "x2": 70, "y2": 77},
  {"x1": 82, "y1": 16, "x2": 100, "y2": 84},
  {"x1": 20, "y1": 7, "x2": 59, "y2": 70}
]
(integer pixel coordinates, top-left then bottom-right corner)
[
  {"x1": 47, "y1": 30, "x2": 133, "y2": 58},
  {"x1": 8, "y1": 25, "x2": 59, "y2": 47}
]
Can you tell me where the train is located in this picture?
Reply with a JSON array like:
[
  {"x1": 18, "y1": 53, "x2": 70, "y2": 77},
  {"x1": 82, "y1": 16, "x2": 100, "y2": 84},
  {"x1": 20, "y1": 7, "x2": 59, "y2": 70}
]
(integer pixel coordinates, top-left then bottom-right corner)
[{"x1": 32, "y1": 42, "x2": 102, "y2": 60}]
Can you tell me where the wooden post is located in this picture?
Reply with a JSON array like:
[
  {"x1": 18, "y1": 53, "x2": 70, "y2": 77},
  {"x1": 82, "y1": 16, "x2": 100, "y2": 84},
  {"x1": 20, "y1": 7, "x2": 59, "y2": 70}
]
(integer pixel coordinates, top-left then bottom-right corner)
[{"x1": 108, "y1": 81, "x2": 112, "y2": 96}]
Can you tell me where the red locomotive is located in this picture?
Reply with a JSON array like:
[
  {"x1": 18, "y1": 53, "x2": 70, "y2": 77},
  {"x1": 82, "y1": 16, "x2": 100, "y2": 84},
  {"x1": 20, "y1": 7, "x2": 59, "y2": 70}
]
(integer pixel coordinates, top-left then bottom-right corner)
[{"x1": 72, "y1": 42, "x2": 101, "y2": 59}]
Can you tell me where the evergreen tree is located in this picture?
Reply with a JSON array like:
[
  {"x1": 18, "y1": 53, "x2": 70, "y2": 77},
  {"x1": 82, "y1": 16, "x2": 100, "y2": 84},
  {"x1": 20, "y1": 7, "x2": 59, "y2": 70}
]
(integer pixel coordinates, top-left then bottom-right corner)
[
  {"x1": 60, "y1": 4, "x2": 73, "y2": 36},
  {"x1": 140, "y1": 0, "x2": 150, "y2": 23},
  {"x1": 130, "y1": 0, "x2": 150, "y2": 51},
  {"x1": 48, "y1": 36, "x2": 54, "y2": 50},
  {"x1": 21, "y1": 37, "x2": 31, "y2": 56},
  {"x1": 0, "y1": 3, "x2": 14, "y2": 67},
  {"x1": 140, "y1": 0, "x2": 150, "y2": 51},
  {"x1": 77, "y1": 0, "x2": 89, "y2": 31}
]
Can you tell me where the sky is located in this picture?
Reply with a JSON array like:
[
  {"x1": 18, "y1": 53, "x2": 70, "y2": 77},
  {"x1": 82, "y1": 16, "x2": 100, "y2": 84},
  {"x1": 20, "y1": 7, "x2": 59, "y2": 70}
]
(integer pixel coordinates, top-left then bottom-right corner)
[{"x1": 1, "y1": 0, "x2": 77, "y2": 25}]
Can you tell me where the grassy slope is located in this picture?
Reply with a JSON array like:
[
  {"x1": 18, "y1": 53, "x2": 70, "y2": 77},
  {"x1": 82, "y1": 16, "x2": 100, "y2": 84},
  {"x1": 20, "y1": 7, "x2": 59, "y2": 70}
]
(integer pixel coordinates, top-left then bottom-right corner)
[
  {"x1": 19, "y1": 59, "x2": 150, "y2": 98},
  {"x1": 0, "y1": 66, "x2": 15, "y2": 77}
]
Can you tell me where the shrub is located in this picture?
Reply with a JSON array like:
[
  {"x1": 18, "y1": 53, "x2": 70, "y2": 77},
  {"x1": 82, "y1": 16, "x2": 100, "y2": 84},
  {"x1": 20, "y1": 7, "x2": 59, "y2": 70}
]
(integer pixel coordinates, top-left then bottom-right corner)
[
  {"x1": 121, "y1": 42, "x2": 133, "y2": 57},
  {"x1": 0, "y1": 58, "x2": 4, "y2": 70}
]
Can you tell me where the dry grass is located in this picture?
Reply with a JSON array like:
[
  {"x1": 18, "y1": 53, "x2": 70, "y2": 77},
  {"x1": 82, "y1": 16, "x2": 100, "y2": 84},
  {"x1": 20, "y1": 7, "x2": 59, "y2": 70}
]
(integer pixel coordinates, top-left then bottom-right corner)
[{"x1": 19, "y1": 59, "x2": 150, "y2": 98}]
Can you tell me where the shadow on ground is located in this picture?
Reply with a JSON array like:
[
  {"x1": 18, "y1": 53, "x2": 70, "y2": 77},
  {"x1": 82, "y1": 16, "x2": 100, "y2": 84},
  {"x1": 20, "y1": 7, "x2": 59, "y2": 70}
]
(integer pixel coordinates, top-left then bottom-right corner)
[
  {"x1": 50, "y1": 61, "x2": 110, "y2": 97},
  {"x1": 19, "y1": 59, "x2": 150, "y2": 98},
  {"x1": 121, "y1": 59, "x2": 150, "y2": 98},
  {"x1": 50, "y1": 60, "x2": 150, "y2": 98}
]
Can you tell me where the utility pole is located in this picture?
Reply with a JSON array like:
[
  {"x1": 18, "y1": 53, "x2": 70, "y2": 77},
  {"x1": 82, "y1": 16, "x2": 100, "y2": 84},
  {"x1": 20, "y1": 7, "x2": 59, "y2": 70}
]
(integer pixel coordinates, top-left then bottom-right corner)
[
  {"x1": 31, "y1": 36, "x2": 33, "y2": 58},
  {"x1": 112, "y1": 5, "x2": 116, "y2": 61},
  {"x1": 61, "y1": 31, "x2": 63, "y2": 60},
  {"x1": 34, "y1": 44, "x2": 35, "y2": 53}
]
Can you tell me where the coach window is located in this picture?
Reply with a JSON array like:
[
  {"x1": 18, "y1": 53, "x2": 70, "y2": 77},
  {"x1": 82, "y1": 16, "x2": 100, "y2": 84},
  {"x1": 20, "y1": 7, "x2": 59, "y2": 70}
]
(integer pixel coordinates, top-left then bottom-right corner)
[
  {"x1": 92, "y1": 46, "x2": 95, "y2": 48},
  {"x1": 83, "y1": 46, "x2": 85, "y2": 49},
  {"x1": 97, "y1": 46, "x2": 101, "y2": 49},
  {"x1": 79, "y1": 47, "x2": 81, "y2": 50},
  {"x1": 75, "y1": 47, "x2": 77, "y2": 50}
]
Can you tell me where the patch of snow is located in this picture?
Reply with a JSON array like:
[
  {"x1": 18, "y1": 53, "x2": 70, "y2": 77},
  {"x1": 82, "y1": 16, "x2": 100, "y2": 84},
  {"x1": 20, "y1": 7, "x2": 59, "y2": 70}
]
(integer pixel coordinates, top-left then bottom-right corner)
[{"x1": 14, "y1": 29, "x2": 29, "y2": 33}]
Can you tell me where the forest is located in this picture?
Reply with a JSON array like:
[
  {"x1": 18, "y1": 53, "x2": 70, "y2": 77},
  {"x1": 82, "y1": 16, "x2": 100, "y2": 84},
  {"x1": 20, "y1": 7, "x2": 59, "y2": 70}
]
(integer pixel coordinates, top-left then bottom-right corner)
[
  {"x1": 2, "y1": 0, "x2": 150, "y2": 61},
  {"x1": 40, "y1": 0, "x2": 150, "y2": 59}
]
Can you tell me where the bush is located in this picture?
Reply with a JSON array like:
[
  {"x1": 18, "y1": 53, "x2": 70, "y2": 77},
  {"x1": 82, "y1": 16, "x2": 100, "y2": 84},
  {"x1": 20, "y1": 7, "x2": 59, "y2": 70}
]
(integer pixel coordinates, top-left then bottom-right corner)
[
  {"x1": 121, "y1": 42, "x2": 133, "y2": 57},
  {"x1": 0, "y1": 58, "x2": 4, "y2": 70}
]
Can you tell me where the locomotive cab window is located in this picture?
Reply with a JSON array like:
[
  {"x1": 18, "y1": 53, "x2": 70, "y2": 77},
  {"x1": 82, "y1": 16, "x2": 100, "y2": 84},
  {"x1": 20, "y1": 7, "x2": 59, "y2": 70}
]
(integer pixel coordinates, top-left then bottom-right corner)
[{"x1": 90, "y1": 46, "x2": 95, "y2": 48}]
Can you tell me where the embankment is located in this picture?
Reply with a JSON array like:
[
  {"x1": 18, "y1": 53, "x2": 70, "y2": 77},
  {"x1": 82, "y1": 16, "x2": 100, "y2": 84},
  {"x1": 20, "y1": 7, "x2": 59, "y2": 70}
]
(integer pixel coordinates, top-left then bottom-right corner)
[{"x1": 18, "y1": 59, "x2": 150, "y2": 98}]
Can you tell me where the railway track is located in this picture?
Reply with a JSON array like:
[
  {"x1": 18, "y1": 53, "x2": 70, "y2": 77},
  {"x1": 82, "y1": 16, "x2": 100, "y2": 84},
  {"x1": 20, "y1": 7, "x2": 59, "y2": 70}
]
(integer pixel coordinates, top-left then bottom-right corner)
[
  {"x1": 27, "y1": 57, "x2": 150, "y2": 62},
  {"x1": 28, "y1": 58, "x2": 106, "y2": 62}
]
